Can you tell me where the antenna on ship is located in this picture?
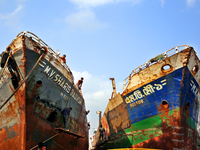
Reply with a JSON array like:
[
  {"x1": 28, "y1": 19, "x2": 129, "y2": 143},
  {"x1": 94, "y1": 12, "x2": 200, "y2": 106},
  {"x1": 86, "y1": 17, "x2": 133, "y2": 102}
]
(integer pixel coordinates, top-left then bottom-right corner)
[{"x1": 109, "y1": 78, "x2": 117, "y2": 98}]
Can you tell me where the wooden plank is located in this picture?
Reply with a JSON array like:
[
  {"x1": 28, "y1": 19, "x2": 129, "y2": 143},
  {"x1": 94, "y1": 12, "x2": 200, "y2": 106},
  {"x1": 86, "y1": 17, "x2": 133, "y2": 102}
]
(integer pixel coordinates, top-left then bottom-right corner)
[{"x1": 55, "y1": 128, "x2": 84, "y2": 138}]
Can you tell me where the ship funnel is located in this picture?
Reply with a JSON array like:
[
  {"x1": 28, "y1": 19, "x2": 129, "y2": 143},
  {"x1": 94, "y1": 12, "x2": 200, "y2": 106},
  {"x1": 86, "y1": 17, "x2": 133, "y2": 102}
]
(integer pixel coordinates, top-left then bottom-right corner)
[{"x1": 109, "y1": 78, "x2": 117, "y2": 97}]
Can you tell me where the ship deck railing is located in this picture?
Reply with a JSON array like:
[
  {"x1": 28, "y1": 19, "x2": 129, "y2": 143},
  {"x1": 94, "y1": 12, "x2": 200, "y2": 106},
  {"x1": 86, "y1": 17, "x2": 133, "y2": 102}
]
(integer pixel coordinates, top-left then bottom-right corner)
[
  {"x1": 16, "y1": 31, "x2": 74, "y2": 82},
  {"x1": 123, "y1": 45, "x2": 190, "y2": 91}
]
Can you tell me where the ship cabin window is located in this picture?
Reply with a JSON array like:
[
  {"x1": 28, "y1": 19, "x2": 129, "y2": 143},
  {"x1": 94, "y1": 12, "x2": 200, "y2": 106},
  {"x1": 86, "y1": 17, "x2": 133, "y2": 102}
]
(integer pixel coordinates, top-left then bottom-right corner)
[
  {"x1": 192, "y1": 65, "x2": 199, "y2": 75},
  {"x1": 162, "y1": 100, "x2": 169, "y2": 109},
  {"x1": 36, "y1": 80, "x2": 42, "y2": 86},
  {"x1": 161, "y1": 64, "x2": 171, "y2": 71}
]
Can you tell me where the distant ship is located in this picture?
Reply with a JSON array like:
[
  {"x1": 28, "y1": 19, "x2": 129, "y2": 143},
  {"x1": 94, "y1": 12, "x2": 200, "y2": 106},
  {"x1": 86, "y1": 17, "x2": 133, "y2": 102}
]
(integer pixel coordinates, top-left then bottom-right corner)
[
  {"x1": 92, "y1": 45, "x2": 200, "y2": 150},
  {"x1": 0, "y1": 31, "x2": 89, "y2": 150}
]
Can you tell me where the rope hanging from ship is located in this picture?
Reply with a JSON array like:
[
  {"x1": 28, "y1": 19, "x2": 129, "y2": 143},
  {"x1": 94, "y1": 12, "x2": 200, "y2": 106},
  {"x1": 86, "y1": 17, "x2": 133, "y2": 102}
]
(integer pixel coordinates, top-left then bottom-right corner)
[
  {"x1": 16, "y1": 31, "x2": 73, "y2": 81},
  {"x1": 29, "y1": 133, "x2": 59, "y2": 150},
  {"x1": 0, "y1": 52, "x2": 45, "y2": 110},
  {"x1": 29, "y1": 128, "x2": 84, "y2": 150}
]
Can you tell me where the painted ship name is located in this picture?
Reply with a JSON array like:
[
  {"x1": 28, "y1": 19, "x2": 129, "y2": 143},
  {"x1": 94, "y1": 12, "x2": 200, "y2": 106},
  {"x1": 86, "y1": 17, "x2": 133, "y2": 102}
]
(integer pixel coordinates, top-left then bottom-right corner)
[
  {"x1": 125, "y1": 79, "x2": 167, "y2": 107},
  {"x1": 39, "y1": 61, "x2": 82, "y2": 105}
]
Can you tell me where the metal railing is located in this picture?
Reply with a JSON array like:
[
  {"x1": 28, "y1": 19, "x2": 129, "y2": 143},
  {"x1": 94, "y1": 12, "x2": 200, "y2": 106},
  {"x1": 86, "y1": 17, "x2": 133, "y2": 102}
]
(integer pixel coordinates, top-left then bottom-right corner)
[
  {"x1": 16, "y1": 31, "x2": 73, "y2": 81},
  {"x1": 123, "y1": 45, "x2": 190, "y2": 91}
]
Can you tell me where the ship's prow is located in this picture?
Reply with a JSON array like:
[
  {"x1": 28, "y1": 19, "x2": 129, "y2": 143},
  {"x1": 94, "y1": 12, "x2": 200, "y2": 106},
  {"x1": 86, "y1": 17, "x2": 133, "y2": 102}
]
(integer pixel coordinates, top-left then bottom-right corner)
[
  {"x1": 0, "y1": 31, "x2": 89, "y2": 150},
  {"x1": 91, "y1": 45, "x2": 200, "y2": 150}
]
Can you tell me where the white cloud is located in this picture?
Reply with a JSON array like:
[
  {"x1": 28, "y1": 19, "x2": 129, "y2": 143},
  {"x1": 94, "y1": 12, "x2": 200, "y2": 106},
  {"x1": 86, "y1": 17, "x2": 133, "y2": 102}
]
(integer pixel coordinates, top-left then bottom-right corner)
[
  {"x1": 69, "y1": 0, "x2": 143, "y2": 8},
  {"x1": 72, "y1": 70, "x2": 124, "y2": 136},
  {"x1": 72, "y1": 70, "x2": 112, "y2": 97},
  {"x1": 0, "y1": 5, "x2": 24, "y2": 20},
  {"x1": 159, "y1": 0, "x2": 165, "y2": 7},
  {"x1": 186, "y1": 0, "x2": 195, "y2": 7},
  {"x1": 70, "y1": 0, "x2": 114, "y2": 7},
  {"x1": 15, "y1": 0, "x2": 27, "y2": 2},
  {"x1": 0, "y1": 5, "x2": 24, "y2": 28},
  {"x1": 65, "y1": 9, "x2": 108, "y2": 30},
  {"x1": 65, "y1": 0, "x2": 143, "y2": 31},
  {"x1": 72, "y1": 70, "x2": 113, "y2": 135}
]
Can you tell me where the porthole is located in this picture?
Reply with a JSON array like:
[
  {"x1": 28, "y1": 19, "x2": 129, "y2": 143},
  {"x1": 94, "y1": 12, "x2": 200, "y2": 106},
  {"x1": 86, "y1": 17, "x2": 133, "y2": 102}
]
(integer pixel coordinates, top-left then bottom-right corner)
[
  {"x1": 161, "y1": 64, "x2": 172, "y2": 71},
  {"x1": 36, "y1": 80, "x2": 42, "y2": 86},
  {"x1": 192, "y1": 65, "x2": 199, "y2": 75},
  {"x1": 162, "y1": 100, "x2": 169, "y2": 109},
  {"x1": 185, "y1": 101, "x2": 190, "y2": 110}
]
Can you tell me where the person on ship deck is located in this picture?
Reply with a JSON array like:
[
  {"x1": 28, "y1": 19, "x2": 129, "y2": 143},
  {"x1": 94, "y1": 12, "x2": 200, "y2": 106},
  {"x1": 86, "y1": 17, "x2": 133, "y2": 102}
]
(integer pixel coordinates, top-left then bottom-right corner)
[
  {"x1": 86, "y1": 110, "x2": 90, "y2": 115},
  {"x1": 99, "y1": 125, "x2": 105, "y2": 140},
  {"x1": 87, "y1": 122, "x2": 90, "y2": 129},
  {"x1": 76, "y1": 77, "x2": 84, "y2": 90},
  {"x1": 59, "y1": 54, "x2": 66, "y2": 63}
]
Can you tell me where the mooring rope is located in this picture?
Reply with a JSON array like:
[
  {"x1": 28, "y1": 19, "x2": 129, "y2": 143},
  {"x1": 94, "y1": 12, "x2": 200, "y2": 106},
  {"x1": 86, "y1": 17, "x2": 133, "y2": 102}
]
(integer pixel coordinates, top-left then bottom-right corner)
[
  {"x1": 29, "y1": 133, "x2": 59, "y2": 150},
  {"x1": 0, "y1": 54, "x2": 44, "y2": 110}
]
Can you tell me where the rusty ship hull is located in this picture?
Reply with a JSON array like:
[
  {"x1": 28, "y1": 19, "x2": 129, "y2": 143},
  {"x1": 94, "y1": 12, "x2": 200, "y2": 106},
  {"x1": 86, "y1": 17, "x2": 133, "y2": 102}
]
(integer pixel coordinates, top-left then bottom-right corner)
[
  {"x1": 92, "y1": 46, "x2": 200, "y2": 150},
  {"x1": 0, "y1": 31, "x2": 88, "y2": 150}
]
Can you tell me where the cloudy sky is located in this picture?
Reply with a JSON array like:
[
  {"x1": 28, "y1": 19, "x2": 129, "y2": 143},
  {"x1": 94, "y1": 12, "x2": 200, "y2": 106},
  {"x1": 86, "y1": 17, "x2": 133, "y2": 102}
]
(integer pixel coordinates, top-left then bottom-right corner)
[{"x1": 0, "y1": 0, "x2": 200, "y2": 137}]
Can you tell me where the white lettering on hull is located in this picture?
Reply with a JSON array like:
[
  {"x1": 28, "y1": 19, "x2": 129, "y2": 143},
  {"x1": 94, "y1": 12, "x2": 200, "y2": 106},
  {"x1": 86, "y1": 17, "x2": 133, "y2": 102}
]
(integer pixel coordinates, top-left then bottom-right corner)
[{"x1": 40, "y1": 61, "x2": 82, "y2": 105}]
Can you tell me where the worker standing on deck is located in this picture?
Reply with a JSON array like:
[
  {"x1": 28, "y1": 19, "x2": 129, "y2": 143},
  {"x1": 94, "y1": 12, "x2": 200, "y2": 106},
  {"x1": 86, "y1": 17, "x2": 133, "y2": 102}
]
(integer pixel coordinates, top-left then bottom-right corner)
[
  {"x1": 86, "y1": 110, "x2": 90, "y2": 115},
  {"x1": 62, "y1": 107, "x2": 72, "y2": 130},
  {"x1": 87, "y1": 122, "x2": 90, "y2": 129},
  {"x1": 59, "y1": 54, "x2": 66, "y2": 63},
  {"x1": 76, "y1": 77, "x2": 84, "y2": 90},
  {"x1": 99, "y1": 125, "x2": 105, "y2": 140}
]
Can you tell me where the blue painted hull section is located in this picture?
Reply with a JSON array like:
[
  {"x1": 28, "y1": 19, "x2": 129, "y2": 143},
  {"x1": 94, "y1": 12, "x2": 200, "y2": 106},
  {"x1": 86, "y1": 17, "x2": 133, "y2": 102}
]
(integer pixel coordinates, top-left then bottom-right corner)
[{"x1": 124, "y1": 67, "x2": 199, "y2": 126}]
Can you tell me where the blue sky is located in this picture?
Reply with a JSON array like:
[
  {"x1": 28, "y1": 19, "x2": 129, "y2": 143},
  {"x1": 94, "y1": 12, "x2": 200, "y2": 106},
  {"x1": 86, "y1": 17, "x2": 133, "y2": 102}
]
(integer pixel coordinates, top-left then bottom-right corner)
[{"x1": 0, "y1": 0, "x2": 200, "y2": 138}]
